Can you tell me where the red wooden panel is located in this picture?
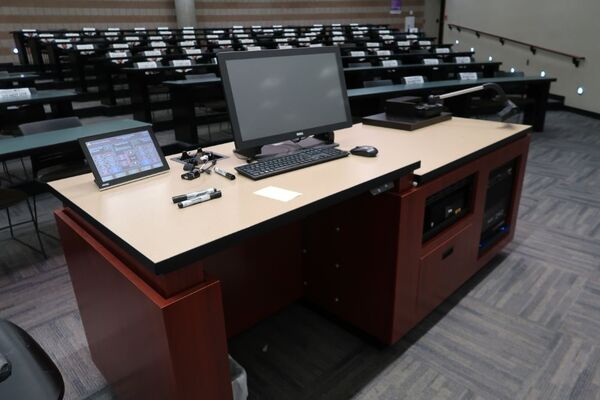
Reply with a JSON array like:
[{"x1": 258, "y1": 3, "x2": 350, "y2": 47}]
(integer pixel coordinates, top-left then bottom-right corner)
[
  {"x1": 303, "y1": 191, "x2": 401, "y2": 344},
  {"x1": 389, "y1": 161, "x2": 482, "y2": 341},
  {"x1": 55, "y1": 209, "x2": 233, "y2": 400},
  {"x1": 416, "y1": 224, "x2": 476, "y2": 318},
  {"x1": 63, "y1": 208, "x2": 205, "y2": 298},
  {"x1": 203, "y1": 223, "x2": 304, "y2": 338},
  {"x1": 475, "y1": 135, "x2": 531, "y2": 268}
]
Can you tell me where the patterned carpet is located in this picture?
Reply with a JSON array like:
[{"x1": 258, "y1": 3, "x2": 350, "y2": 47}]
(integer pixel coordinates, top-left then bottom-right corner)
[{"x1": 0, "y1": 111, "x2": 598, "y2": 400}]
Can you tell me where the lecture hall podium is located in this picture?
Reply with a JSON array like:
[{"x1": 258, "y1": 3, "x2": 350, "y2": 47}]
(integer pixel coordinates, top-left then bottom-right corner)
[{"x1": 49, "y1": 117, "x2": 530, "y2": 399}]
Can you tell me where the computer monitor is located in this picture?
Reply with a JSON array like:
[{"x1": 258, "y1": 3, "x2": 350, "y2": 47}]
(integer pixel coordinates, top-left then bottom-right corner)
[
  {"x1": 79, "y1": 127, "x2": 169, "y2": 190},
  {"x1": 218, "y1": 47, "x2": 352, "y2": 158}
]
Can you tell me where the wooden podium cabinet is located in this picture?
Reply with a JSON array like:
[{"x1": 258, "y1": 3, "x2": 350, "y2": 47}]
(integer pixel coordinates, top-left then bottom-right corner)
[
  {"x1": 303, "y1": 134, "x2": 529, "y2": 344},
  {"x1": 50, "y1": 118, "x2": 530, "y2": 399}
]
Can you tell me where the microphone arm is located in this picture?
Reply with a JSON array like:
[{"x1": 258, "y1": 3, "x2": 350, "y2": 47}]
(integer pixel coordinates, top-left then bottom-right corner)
[
  {"x1": 427, "y1": 83, "x2": 505, "y2": 103},
  {"x1": 425, "y1": 83, "x2": 519, "y2": 122}
]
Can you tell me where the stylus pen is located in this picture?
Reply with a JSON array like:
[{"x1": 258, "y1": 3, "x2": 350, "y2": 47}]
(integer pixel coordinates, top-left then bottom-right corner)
[
  {"x1": 172, "y1": 187, "x2": 218, "y2": 203},
  {"x1": 177, "y1": 191, "x2": 222, "y2": 209},
  {"x1": 214, "y1": 167, "x2": 236, "y2": 180}
]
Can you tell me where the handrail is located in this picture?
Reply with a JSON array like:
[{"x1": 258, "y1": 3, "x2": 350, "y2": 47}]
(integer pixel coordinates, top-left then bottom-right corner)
[{"x1": 447, "y1": 23, "x2": 585, "y2": 67}]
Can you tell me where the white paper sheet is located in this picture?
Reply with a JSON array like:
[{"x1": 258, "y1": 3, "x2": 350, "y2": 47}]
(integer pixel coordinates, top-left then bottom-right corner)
[{"x1": 254, "y1": 186, "x2": 301, "y2": 202}]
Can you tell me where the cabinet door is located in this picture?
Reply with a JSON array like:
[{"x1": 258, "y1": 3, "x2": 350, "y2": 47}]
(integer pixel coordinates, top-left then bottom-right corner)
[{"x1": 417, "y1": 224, "x2": 476, "y2": 318}]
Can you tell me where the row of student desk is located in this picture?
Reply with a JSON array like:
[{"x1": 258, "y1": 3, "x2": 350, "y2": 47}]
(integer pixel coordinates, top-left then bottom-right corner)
[
  {"x1": 49, "y1": 117, "x2": 530, "y2": 399},
  {"x1": 30, "y1": 32, "x2": 432, "y2": 92},
  {"x1": 0, "y1": 89, "x2": 78, "y2": 132},
  {"x1": 123, "y1": 64, "x2": 220, "y2": 122},
  {"x1": 0, "y1": 119, "x2": 150, "y2": 162},
  {"x1": 348, "y1": 76, "x2": 556, "y2": 131},
  {"x1": 166, "y1": 75, "x2": 555, "y2": 143},
  {"x1": 12, "y1": 25, "x2": 406, "y2": 66},
  {"x1": 106, "y1": 59, "x2": 493, "y2": 121},
  {"x1": 343, "y1": 61, "x2": 502, "y2": 88},
  {"x1": 0, "y1": 72, "x2": 39, "y2": 88}
]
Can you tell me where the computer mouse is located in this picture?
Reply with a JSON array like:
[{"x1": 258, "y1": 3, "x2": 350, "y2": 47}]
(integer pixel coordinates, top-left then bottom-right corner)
[{"x1": 350, "y1": 145, "x2": 378, "y2": 157}]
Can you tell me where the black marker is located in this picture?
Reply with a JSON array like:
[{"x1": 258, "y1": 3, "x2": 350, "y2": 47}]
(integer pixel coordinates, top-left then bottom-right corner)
[
  {"x1": 172, "y1": 187, "x2": 218, "y2": 203},
  {"x1": 178, "y1": 191, "x2": 222, "y2": 208},
  {"x1": 214, "y1": 167, "x2": 236, "y2": 180}
]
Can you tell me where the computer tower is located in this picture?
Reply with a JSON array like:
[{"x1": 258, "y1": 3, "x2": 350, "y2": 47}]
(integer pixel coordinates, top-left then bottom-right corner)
[
  {"x1": 422, "y1": 175, "x2": 474, "y2": 242},
  {"x1": 479, "y1": 160, "x2": 517, "y2": 251}
]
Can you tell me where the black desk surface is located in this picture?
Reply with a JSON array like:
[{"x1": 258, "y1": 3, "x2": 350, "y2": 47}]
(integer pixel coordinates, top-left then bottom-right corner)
[
  {"x1": 122, "y1": 64, "x2": 218, "y2": 73},
  {"x1": 0, "y1": 89, "x2": 78, "y2": 107},
  {"x1": 342, "y1": 51, "x2": 475, "y2": 59},
  {"x1": 160, "y1": 65, "x2": 500, "y2": 87},
  {"x1": 163, "y1": 77, "x2": 222, "y2": 86},
  {"x1": 344, "y1": 61, "x2": 502, "y2": 73},
  {"x1": 347, "y1": 76, "x2": 556, "y2": 98},
  {"x1": 0, "y1": 119, "x2": 150, "y2": 160},
  {"x1": 0, "y1": 72, "x2": 39, "y2": 82}
]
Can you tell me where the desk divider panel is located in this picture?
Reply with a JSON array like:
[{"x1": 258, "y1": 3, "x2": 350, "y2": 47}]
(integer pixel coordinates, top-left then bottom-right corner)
[{"x1": 203, "y1": 222, "x2": 304, "y2": 338}]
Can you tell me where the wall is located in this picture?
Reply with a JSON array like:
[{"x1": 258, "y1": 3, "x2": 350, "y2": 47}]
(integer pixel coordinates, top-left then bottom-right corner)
[
  {"x1": 0, "y1": 0, "x2": 176, "y2": 64},
  {"x1": 422, "y1": 0, "x2": 441, "y2": 38},
  {"x1": 195, "y1": 0, "x2": 424, "y2": 29},
  {"x1": 444, "y1": 0, "x2": 599, "y2": 113}
]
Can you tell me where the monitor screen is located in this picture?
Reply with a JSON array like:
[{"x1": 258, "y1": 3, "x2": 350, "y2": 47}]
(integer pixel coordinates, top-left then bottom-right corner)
[
  {"x1": 80, "y1": 128, "x2": 169, "y2": 189},
  {"x1": 218, "y1": 47, "x2": 352, "y2": 151}
]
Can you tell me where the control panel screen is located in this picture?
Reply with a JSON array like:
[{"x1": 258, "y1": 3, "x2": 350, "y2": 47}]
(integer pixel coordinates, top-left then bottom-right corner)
[{"x1": 81, "y1": 128, "x2": 169, "y2": 189}]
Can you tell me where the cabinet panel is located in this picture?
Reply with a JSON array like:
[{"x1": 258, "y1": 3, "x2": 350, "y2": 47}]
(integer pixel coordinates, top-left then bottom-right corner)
[
  {"x1": 303, "y1": 191, "x2": 402, "y2": 343},
  {"x1": 417, "y1": 224, "x2": 476, "y2": 318}
]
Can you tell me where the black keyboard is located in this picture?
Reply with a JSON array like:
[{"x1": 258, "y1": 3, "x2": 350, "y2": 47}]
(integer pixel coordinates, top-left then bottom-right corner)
[{"x1": 235, "y1": 146, "x2": 349, "y2": 180}]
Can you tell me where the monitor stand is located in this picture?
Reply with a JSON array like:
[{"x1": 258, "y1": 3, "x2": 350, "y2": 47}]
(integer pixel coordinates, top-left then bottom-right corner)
[
  {"x1": 234, "y1": 132, "x2": 335, "y2": 162},
  {"x1": 233, "y1": 146, "x2": 262, "y2": 161}
]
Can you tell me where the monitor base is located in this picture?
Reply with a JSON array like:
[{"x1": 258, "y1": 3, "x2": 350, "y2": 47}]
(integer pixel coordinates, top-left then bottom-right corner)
[
  {"x1": 233, "y1": 147, "x2": 262, "y2": 161},
  {"x1": 235, "y1": 133, "x2": 336, "y2": 162}
]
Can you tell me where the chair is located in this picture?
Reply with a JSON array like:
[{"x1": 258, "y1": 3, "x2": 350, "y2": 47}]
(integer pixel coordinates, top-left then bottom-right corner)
[
  {"x1": 0, "y1": 188, "x2": 46, "y2": 257},
  {"x1": 339, "y1": 43, "x2": 357, "y2": 51},
  {"x1": 363, "y1": 79, "x2": 393, "y2": 88},
  {"x1": 492, "y1": 70, "x2": 530, "y2": 108},
  {"x1": 19, "y1": 117, "x2": 89, "y2": 219},
  {"x1": 493, "y1": 70, "x2": 526, "y2": 97},
  {"x1": 19, "y1": 117, "x2": 88, "y2": 182},
  {"x1": 0, "y1": 71, "x2": 9, "y2": 89},
  {"x1": 409, "y1": 49, "x2": 429, "y2": 55},
  {"x1": 0, "y1": 319, "x2": 63, "y2": 399},
  {"x1": 1, "y1": 136, "x2": 29, "y2": 184},
  {"x1": 256, "y1": 38, "x2": 272, "y2": 48}
]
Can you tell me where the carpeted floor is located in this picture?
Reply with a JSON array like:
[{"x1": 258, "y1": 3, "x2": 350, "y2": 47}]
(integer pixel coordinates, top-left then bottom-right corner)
[{"x1": 0, "y1": 111, "x2": 599, "y2": 400}]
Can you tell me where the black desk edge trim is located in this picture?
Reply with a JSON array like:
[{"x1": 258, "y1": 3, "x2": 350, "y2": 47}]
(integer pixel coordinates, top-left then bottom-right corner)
[
  {"x1": 0, "y1": 91, "x2": 80, "y2": 106},
  {"x1": 343, "y1": 61, "x2": 502, "y2": 72},
  {"x1": 51, "y1": 161, "x2": 420, "y2": 275}
]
